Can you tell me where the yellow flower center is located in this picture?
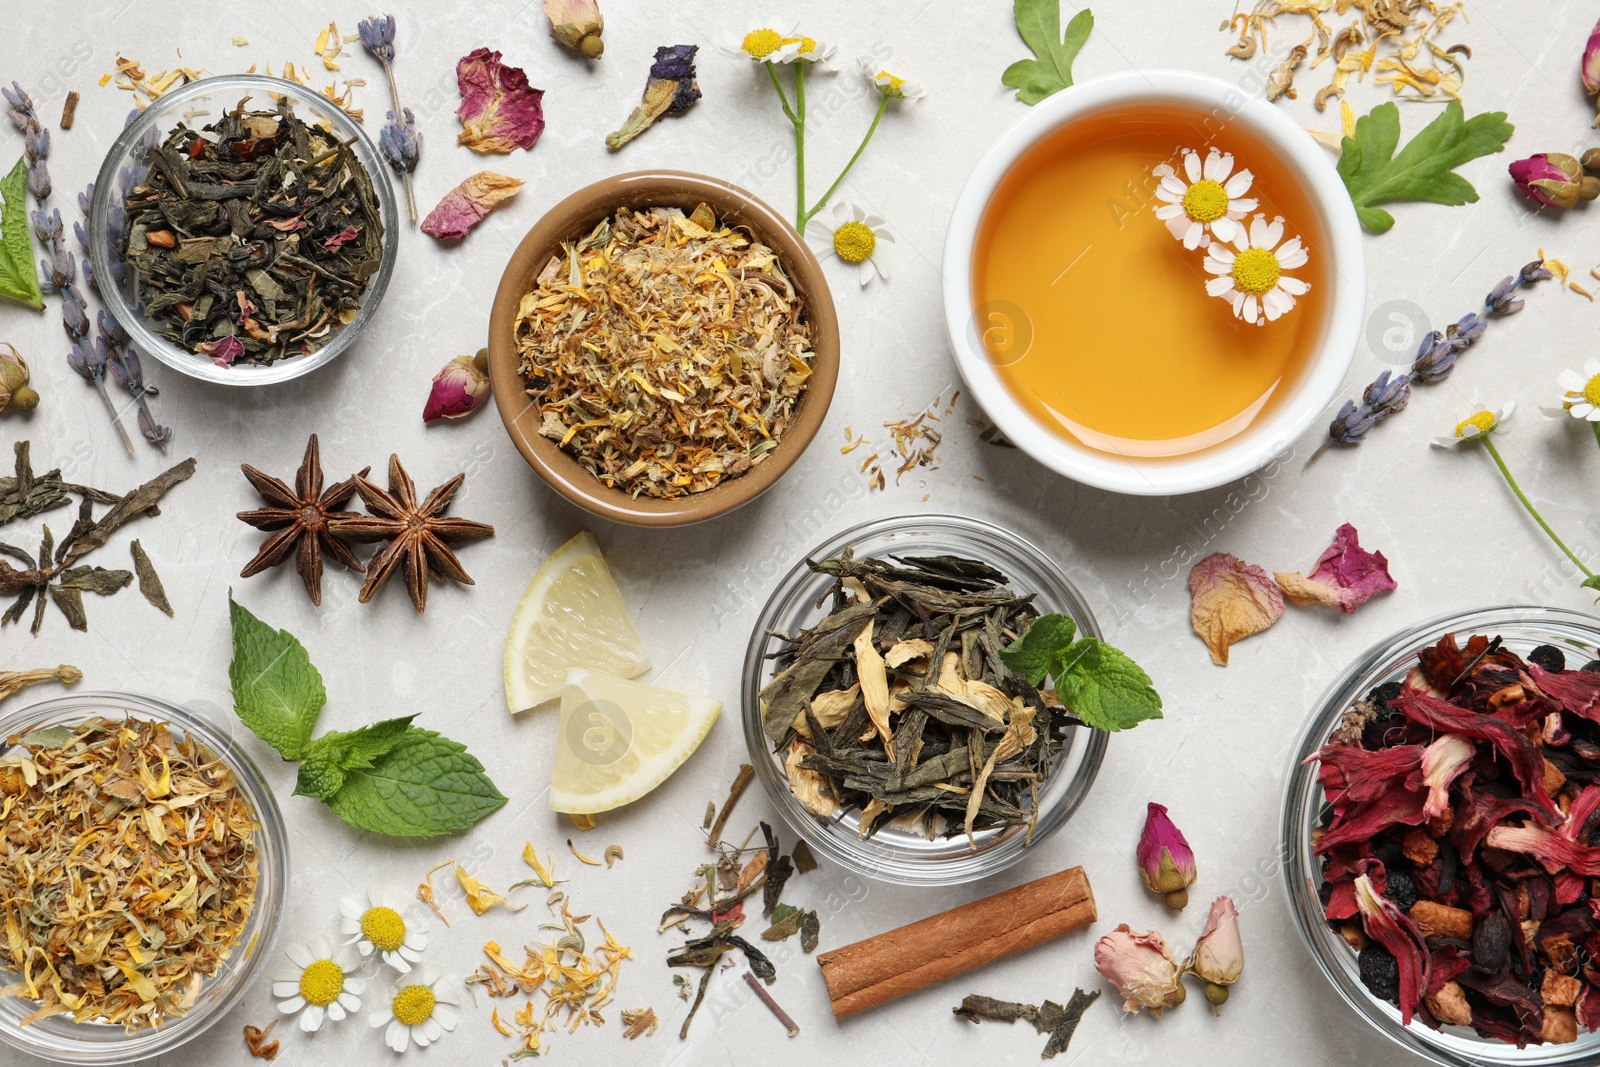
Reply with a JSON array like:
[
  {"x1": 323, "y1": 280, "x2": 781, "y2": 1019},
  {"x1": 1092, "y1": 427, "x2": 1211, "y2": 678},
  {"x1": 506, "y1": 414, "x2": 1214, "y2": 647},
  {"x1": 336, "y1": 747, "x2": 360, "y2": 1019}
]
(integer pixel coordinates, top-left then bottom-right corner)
[
  {"x1": 1182, "y1": 178, "x2": 1230, "y2": 223},
  {"x1": 392, "y1": 984, "x2": 437, "y2": 1026},
  {"x1": 1584, "y1": 373, "x2": 1600, "y2": 408},
  {"x1": 742, "y1": 28, "x2": 783, "y2": 59},
  {"x1": 833, "y1": 221, "x2": 876, "y2": 263},
  {"x1": 790, "y1": 35, "x2": 817, "y2": 55},
  {"x1": 299, "y1": 959, "x2": 344, "y2": 1007},
  {"x1": 361, "y1": 906, "x2": 407, "y2": 952},
  {"x1": 1455, "y1": 411, "x2": 1496, "y2": 437},
  {"x1": 1231, "y1": 247, "x2": 1281, "y2": 297},
  {"x1": 875, "y1": 71, "x2": 906, "y2": 97}
]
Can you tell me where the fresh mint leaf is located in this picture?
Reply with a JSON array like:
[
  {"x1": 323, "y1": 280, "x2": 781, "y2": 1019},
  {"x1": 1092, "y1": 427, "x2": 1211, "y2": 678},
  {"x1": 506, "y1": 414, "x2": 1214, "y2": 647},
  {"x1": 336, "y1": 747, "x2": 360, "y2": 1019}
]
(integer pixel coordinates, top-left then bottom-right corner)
[
  {"x1": 1051, "y1": 638, "x2": 1162, "y2": 732},
  {"x1": 999, "y1": 613, "x2": 1079, "y2": 686},
  {"x1": 0, "y1": 157, "x2": 43, "y2": 310},
  {"x1": 294, "y1": 716, "x2": 417, "y2": 799},
  {"x1": 326, "y1": 728, "x2": 508, "y2": 837},
  {"x1": 1337, "y1": 101, "x2": 1513, "y2": 234},
  {"x1": 227, "y1": 594, "x2": 325, "y2": 760},
  {"x1": 1003, "y1": 2, "x2": 1093, "y2": 106}
]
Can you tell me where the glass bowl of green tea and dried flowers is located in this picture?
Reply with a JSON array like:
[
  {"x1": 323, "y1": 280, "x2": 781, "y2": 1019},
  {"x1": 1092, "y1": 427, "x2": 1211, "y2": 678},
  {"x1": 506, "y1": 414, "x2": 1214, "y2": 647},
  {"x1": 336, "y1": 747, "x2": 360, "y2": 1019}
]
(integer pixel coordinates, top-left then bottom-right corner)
[
  {"x1": 0, "y1": 691, "x2": 288, "y2": 1064},
  {"x1": 1283, "y1": 607, "x2": 1600, "y2": 1067},
  {"x1": 486, "y1": 170, "x2": 839, "y2": 527},
  {"x1": 743, "y1": 514, "x2": 1163, "y2": 887},
  {"x1": 89, "y1": 75, "x2": 399, "y2": 387}
]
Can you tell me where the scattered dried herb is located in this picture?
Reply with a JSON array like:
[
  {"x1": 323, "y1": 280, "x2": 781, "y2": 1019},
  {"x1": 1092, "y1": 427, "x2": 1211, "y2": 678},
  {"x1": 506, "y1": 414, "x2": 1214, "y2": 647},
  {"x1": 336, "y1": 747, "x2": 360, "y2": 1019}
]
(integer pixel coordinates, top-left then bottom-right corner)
[
  {"x1": 1311, "y1": 633, "x2": 1600, "y2": 1044},
  {"x1": 228, "y1": 595, "x2": 506, "y2": 834},
  {"x1": 742, "y1": 970, "x2": 799, "y2": 1036},
  {"x1": 606, "y1": 45, "x2": 700, "y2": 150},
  {"x1": 604, "y1": 844, "x2": 623, "y2": 867},
  {"x1": 953, "y1": 988, "x2": 1099, "y2": 1058},
  {"x1": 329, "y1": 454, "x2": 494, "y2": 614},
  {"x1": 0, "y1": 456, "x2": 193, "y2": 634},
  {"x1": 118, "y1": 98, "x2": 384, "y2": 365},
  {"x1": 451, "y1": 862, "x2": 524, "y2": 915},
  {"x1": 707, "y1": 762, "x2": 753, "y2": 848},
  {"x1": 1188, "y1": 552, "x2": 1285, "y2": 666},
  {"x1": 236, "y1": 434, "x2": 367, "y2": 606},
  {"x1": 514, "y1": 204, "x2": 814, "y2": 499},
  {"x1": 0, "y1": 717, "x2": 260, "y2": 1029},
  {"x1": 759, "y1": 551, "x2": 1159, "y2": 843},
  {"x1": 1003, "y1": 1, "x2": 1094, "y2": 106},
  {"x1": 243, "y1": 1021, "x2": 279, "y2": 1059},
  {"x1": 128, "y1": 540, "x2": 172, "y2": 615},
  {"x1": 0, "y1": 441, "x2": 120, "y2": 526},
  {"x1": 621, "y1": 1005, "x2": 657, "y2": 1038},
  {"x1": 59, "y1": 91, "x2": 78, "y2": 131},
  {"x1": 791, "y1": 838, "x2": 817, "y2": 874},
  {"x1": 0, "y1": 664, "x2": 81, "y2": 707},
  {"x1": 1336, "y1": 101, "x2": 1513, "y2": 234}
]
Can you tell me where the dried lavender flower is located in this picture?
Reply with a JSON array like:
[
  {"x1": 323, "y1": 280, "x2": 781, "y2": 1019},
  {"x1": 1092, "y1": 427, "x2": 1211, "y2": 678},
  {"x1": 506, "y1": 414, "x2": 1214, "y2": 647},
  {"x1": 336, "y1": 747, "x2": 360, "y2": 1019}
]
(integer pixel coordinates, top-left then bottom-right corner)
[
  {"x1": 1363, "y1": 369, "x2": 1411, "y2": 417},
  {"x1": 358, "y1": 14, "x2": 397, "y2": 64},
  {"x1": 380, "y1": 108, "x2": 420, "y2": 173},
  {"x1": 360, "y1": 15, "x2": 418, "y2": 223}
]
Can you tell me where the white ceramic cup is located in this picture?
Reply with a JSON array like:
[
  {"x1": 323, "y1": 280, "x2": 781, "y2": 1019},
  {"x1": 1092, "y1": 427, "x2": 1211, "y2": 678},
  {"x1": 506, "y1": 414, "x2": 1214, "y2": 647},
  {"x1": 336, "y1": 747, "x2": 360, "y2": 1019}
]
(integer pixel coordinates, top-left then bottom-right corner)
[{"x1": 942, "y1": 69, "x2": 1365, "y2": 496}]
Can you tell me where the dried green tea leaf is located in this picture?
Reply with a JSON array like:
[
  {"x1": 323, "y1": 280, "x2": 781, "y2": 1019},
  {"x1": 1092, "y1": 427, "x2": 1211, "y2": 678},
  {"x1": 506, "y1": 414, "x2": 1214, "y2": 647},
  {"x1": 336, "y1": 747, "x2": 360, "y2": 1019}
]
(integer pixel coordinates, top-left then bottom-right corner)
[
  {"x1": 56, "y1": 566, "x2": 133, "y2": 595},
  {"x1": 791, "y1": 838, "x2": 817, "y2": 874},
  {"x1": 761, "y1": 907, "x2": 804, "y2": 942},
  {"x1": 48, "y1": 584, "x2": 86, "y2": 631},
  {"x1": 59, "y1": 458, "x2": 196, "y2": 567},
  {"x1": 799, "y1": 909, "x2": 820, "y2": 953},
  {"x1": 954, "y1": 994, "x2": 1038, "y2": 1024},
  {"x1": 1042, "y1": 988, "x2": 1099, "y2": 1058},
  {"x1": 703, "y1": 801, "x2": 715, "y2": 829},
  {"x1": 130, "y1": 540, "x2": 173, "y2": 616}
]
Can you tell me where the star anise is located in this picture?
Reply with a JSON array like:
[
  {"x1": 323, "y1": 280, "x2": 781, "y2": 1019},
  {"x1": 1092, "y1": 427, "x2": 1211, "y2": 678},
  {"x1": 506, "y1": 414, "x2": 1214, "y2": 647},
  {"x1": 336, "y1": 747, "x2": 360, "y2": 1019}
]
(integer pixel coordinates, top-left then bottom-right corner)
[
  {"x1": 329, "y1": 454, "x2": 495, "y2": 614},
  {"x1": 237, "y1": 434, "x2": 369, "y2": 606}
]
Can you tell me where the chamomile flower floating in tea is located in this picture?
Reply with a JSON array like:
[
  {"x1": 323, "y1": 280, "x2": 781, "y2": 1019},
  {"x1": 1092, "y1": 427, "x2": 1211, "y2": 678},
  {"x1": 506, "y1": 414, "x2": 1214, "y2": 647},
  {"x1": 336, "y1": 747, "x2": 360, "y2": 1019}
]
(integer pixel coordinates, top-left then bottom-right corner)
[
  {"x1": 273, "y1": 935, "x2": 365, "y2": 1032},
  {"x1": 810, "y1": 202, "x2": 894, "y2": 286},
  {"x1": 1152, "y1": 148, "x2": 1258, "y2": 248},
  {"x1": 1201, "y1": 214, "x2": 1310, "y2": 326},
  {"x1": 341, "y1": 887, "x2": 430, "y2": 972},
  {"x1": 368, "y1": 969, "x2": 463, "y2": 1053}
]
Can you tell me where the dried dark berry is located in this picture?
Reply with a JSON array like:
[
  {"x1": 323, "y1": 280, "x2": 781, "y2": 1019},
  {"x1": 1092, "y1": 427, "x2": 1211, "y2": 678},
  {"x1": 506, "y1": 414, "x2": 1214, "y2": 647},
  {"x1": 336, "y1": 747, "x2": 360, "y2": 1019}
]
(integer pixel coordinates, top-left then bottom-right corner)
[
  {"x1": 1318, "y1": 879, "x2": 1334, "y2": 908},
  {"x1": 1582, "y1": 659, "x2": 1600, "y2": 674},
  {"x1": 1472, "y1": 912, "x2": 1511, "y2": 973},
  {"x1": 1370, "y1": 680, "x2": 1404, "y2": 707},
  {"x1": 1318, "y1": 801, "x2": 1335, "y2": 829},
  {"x1": 1528, "y1": 645, "x2": 1566, "y2": 673},
  {"x1": 1374, "y1": 838, "x2": 1408, "y2": 872},
  {"x1": 1383, "y1": 869, "x2": 1418, "y2": 911},
  {"x1": 1361, "y1": 712, "x2": 1404, "y2": 750},
  {"x1": 1359, "y1": 943, "x2": 1400, "y2": 1002}
]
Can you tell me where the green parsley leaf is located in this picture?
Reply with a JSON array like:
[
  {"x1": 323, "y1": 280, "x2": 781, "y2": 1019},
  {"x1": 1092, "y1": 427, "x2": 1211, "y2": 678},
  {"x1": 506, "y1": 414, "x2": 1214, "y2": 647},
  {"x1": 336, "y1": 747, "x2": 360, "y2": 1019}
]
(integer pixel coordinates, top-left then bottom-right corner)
[
  {"x1": 1051, "y1": 638, "x2": 1162, "y2": 732},
  {"x1": 1002, "y1": 2, "x2": 1093, "y2": 106},
  {"x1": 326, "y1": 728, "x2": 508, "y2": 837},
  {"x1": 1337, "y1": 101, "x2": 1513, "y2": 234},
  {"x1": 227, "y1": 594, "x2": 325, "y2": 760},
  {"x1": 0, "y1": 157, "x2": 43, "y2": 310},
  {"x1": 999, "y1": 612, "x2": 1079, "y2": 686}
]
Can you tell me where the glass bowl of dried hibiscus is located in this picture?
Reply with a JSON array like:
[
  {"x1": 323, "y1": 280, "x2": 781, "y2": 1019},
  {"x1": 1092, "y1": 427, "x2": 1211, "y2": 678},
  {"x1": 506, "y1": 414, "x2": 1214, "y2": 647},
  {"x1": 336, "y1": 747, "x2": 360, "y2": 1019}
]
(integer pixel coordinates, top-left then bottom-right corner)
[
  {"x1": 0, "y1": 692, "x2": 288, "y2": 1064},
  {"x1": 1284, "y1": 606, "x2": 1600, "y2": 1066},
  {"x1": 88, "y1": 75, "x2": 399, "y2": 386}
]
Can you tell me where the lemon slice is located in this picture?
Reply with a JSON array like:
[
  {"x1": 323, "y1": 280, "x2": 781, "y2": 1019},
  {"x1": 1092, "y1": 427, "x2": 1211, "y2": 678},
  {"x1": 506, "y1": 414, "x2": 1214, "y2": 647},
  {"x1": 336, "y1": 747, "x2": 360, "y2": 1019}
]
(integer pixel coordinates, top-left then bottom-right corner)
[
  {"x1": 549, "y1": 669, "x2": 722, "y2": 814},
  {"x1": 504, "y1": 533, "x2": 651, "y2": 713}
]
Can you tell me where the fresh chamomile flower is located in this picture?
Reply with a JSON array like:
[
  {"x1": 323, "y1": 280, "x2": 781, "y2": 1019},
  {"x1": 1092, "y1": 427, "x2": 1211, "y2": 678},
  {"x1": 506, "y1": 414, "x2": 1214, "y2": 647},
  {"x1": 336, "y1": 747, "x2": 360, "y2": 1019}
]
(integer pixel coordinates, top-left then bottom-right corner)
[
  {"x1": 1153, "y1": 148, "x2": 1259, "y2": 249},
  {"x1": 1201, "y1": 214, "x2": 1309, "y2": 326},
  {"x1": 369, "y1": 968, "x2": 463, "y2": 1053},
  {"x1": 861, "y1": 60, "x2": 924, "y2": 100},
  {"x1": 775, "y1": 34, "x2": 834, "y2": 65},
  {"x1": 273, "y1": 935, "x2": 365, "y2": 1033},
  {"x1": 811, "y1": 202, "x2": 894, "y2": 286},
  {"x1": 340, "y1": 887, "x2": 429, "y2": 973},
  {"x1": 1432, "y1": 401, "x2": 1515, "y2": 448},
  {"x1": 722, "y1": 25, "x2": 800, "y2": 63},
  {"x1": 1545, "y1": 358, "x2": 1600, "y2": 420}
]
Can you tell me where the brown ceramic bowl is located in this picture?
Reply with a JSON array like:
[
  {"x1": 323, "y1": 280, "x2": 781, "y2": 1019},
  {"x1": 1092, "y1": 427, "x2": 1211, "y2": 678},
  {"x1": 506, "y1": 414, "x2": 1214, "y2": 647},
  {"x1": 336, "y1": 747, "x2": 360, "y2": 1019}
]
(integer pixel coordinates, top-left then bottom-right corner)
[{"x1": 487, "y1": 171, "x2": 839, "y2": 527}]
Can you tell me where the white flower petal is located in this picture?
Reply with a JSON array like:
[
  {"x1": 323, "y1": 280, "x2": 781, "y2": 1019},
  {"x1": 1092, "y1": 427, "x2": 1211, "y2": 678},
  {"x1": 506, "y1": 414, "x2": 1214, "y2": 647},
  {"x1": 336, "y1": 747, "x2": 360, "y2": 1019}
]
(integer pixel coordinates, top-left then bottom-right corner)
[
  {"x1": 369, "y1": 1007, "x2": 393, "y2": 1030},
  {"x1": 1277, "y1": 245, "x2": 1309, "y2": 269},
  {"x1": 300, "y1": 1005, "x2": 325, "y2": 1032},
  {"x1": 286, "y1": 942, "x2": 314, "y2": 969},
  {"x1": 421, "y1": 1017, "x2": 443, "y2": 1042},
  {"x1": 1164, "y1": 215, "x2": 1192, "y2": 241},
  {"x1": 277, "y1": 996, "x2": 305, "y2": 1015},
  {"x1": 339, "y1": 897, "x2": 364, "y2": 920},
  {"x1": 1154, "y1": 203, "x2": 1183, "y2": 221},
  {"x1": 1152, "y1": 163, "x2": 1175, "y2": 179},
  {"x1": 1183, "y1": 221, "x2": 1205, "y2": 250},
  {"x1": 1277, "y1": 275, "x2": 1310, "y2": 296},
  {"x1": 1206, "y1": 276, "x2": 1236, "y2": 297},
  {"x1": 1585, "y1": 358, "x2": 1600, "y2": 377},
  {"x1": 1231, "y1": 290, "x2": 1247, "y2": 317},
  {"x1": 1243, "y1": 294, "x2": 1259, "y2": 323},
  {"x1": 1224, "y1": 169, "x2": 1254, "y2": 197},
  {"x1": 1229, "y1": 197, "x2": 1259, "y2": 215},
  {"x1": 862, "y1": 213, "x2": 886, "y2": 228},
  {"x1": 1262, "y1": 288, "x2": 1294, "y2": 319},
  {"x1": 386, "y1": 1019, "x2": 410, "y2": 1052},
  {"x1": 340, "y1": 991, "x2": 363, "y2": 1011},
  {"x1": 1258, "y1": 217, "x2": 1284, "y2": 250},
  {"x1": 1184, "y1": 151, "x2": 1202, "y2": 183},
  {"x1": 1275, "y1": 236, "x2": 1303, "y2": 261},
  {"x1": 1559, "y1": 369, "x2": 1587, "y2": 391},
  {"x1": 1571, "y1": 401, "x2": 1594, "y2": 417},
  {"x1": 858, "y1": 259, "x2": 874, "y2": 287},
  {"x1": 272, "y1": 981, "x2": 300, "y2": 998},
  {"x1": 1158, "y1": 176, "x2": 1187, "y2": 198},
  {"x1": 1588, "y1": 409, "x2": 1600, "y2": 422},
  {"x1": 1209, "y1": 215, "x2": 1238, "y2": 243},
  {"x1": 326, "y1": 1001, "x2": 346, "y2": 1023},
  {"x1": 434, "y1": 1004, "x2": 461, "y2": 1029}
]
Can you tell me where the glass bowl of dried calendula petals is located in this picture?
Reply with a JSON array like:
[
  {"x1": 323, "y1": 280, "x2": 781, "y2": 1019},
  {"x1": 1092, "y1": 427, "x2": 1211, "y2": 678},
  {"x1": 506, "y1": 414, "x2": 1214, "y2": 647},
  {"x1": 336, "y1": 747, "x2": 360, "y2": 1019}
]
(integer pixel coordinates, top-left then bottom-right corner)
[
  {"x1": 487, "y1": 170, "x2": 839, "y2": 527},
  {"x1": 89, "y1": 75, "x2": 399, "y2": 387},
  {"x1": 1284, "y1": 607, "x2": 1600, "y2": 1067},
  {"x1": 0, "y1": 692, "x2": 287, "y2": 1064},
  {"x1": 742, "y1": 514, "x2": 1110, "y2": 887}
]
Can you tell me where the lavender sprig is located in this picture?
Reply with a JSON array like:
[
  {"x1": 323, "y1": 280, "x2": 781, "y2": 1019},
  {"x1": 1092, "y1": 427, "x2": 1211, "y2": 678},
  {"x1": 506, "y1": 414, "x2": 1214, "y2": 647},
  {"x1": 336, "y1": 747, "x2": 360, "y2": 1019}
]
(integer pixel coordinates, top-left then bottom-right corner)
[
  {"x1": 360, "y1": 14, "x2": 419, "y2": 223},
  {"x1": 3, "y1": 81, "x2": 49, "y2": 205},
  {"x1": 1311, "y1": 260, "x2": 1553, "y2": 461},
  {"x1": 100, "y1": 312, "x2": 170, "y2": 448}
]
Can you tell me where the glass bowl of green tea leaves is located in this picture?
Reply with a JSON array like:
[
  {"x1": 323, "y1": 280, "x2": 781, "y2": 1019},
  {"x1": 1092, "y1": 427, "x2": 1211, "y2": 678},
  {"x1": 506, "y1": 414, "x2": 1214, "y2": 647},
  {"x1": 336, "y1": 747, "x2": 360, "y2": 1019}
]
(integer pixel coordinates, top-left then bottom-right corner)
[
  {"x1": 89, "y1": 75, "x2": 398, "y2": 386},
  {"x1": 1283, "y1": 607, "x2": 1600, "y2": 1067},
  {"x1": 0, "y1": 692, "x2": 287, "y2": 1064},
  {"x1": 744, "y1": 514, "x2": 1161, "y2": 887}
]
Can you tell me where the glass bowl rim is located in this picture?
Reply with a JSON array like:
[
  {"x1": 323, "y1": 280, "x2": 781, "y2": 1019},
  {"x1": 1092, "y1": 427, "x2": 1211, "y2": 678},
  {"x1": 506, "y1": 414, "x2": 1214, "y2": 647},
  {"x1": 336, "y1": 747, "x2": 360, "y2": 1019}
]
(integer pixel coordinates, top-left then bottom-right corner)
[
  {"x1": 87, "y1": 73, "x2": 399, "y2": 388},
  {"x1": 1280, "y1": 604, "x2": 1600, "y2": 1067},
  {"x1": 741, "y1": 512, "x2": 1109, "y2": 887},
  {"x1": 0, "y1": 690, "x2": 288, "y2": 1064}
]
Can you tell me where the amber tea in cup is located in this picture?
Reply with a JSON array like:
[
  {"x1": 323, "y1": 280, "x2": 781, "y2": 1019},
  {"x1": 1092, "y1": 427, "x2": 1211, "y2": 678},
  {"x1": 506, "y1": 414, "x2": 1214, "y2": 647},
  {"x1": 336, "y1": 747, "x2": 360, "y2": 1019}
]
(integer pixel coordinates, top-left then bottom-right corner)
[{"x1": 971, "y1": 102, "x2": 1334, "y2": 459}]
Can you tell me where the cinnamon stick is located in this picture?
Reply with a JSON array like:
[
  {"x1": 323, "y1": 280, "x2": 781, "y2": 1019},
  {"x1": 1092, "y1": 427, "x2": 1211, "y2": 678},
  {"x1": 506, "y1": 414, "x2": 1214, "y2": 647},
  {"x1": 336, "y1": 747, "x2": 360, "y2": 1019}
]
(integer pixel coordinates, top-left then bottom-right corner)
[{"x1": 818, "y1": 866, "x2": 1096, "y2": 1018}]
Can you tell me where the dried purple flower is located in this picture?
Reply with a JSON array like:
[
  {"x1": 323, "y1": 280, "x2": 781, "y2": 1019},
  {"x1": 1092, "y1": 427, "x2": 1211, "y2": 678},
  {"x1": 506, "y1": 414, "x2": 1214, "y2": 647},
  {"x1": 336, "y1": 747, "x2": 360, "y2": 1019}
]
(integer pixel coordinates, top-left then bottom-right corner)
[
  {"x1": 358, "y1": 14, "x2": 397, "y2": 64},
  {"x1": 605, "y1": 44, "x2": 701, "y2": 150},
  {"x1": 360, "y1": 15, "x2": 417, "y2": 223}
]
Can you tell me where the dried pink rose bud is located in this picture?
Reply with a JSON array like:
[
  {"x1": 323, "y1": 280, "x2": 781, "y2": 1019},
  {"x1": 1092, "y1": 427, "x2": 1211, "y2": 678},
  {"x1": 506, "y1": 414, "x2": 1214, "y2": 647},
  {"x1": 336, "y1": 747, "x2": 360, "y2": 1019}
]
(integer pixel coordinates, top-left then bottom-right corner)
[
  {"x1": 424, "y1": 349, "x2": 491, "y2": 423},
  {"x1": 544, "y1": 0, "x2": 604, "y2": 58},
  {"x1": 1094, "y1": 924, "x2": 1186, "y2": 1016},
  {"x1": 1510, "y1": 153, "x2": 1600, "y2": 210},
  {"x1": 1137, "y1": 802, "x2": 1197, "y2": 909},
  {"x1": 1584, "y1": 17, "x2": 1600, "y2": 121},
  {"x1": 1189, "y1": 895, "x2": 1244, "y2": 1012}
]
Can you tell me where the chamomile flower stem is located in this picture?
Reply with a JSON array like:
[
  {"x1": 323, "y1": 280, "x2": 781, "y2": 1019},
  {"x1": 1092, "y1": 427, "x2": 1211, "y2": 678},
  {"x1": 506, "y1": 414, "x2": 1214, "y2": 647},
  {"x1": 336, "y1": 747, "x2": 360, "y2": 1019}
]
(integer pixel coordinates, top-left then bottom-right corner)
[
  {"x1": 1481, "y1": 438, "x2": 1596, "y2": 579},
  {"x1": 1590, "y1": 420, "x2": 1600, "y2": 459},
  {"x1": 802, "y1": 96, "x2": 891, "y2": 233},
  {"x1": 795, "y1": 61, "x2": 808, "y2": 228}
]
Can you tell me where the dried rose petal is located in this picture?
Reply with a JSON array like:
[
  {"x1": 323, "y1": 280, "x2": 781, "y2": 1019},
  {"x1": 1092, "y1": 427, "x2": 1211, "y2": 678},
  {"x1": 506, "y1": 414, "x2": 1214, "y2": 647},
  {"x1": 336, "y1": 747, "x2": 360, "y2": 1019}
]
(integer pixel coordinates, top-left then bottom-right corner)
[
  {"x1": 1483, "y1": 822, "x2": 1600, "y2": 877},
  {"x1": 456, "y1": 47, "x2": 546, "y2": 154},
  {"x1": 1419, "y1": 735, "x2": 1473, "y2": 820},
  {"x1": 1528, "y1": 663, "x2": 1600, "y2": 720},
  {"x1": 1188, "y1": 552, "x2": 1284, "y2": 666},
  {"x1": 195, "y1": 335, "x2": 245, "y2": 368},
  {"x1": 1275, "y1": 523, "x2": 1396, "y2": 614},
  {"x1": 1395, "y1": 687, "x2": 1560, "y2": 822},
  {"x1": 1353, "y1": 874, "x2": 1431, "y2": 1025},
  {"x1": 421, "y1": 172, "x2": 524, "y2": 241},
  {"x1": 1093, "y1": 924, "x2": 1186, "y2": 1016}
]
